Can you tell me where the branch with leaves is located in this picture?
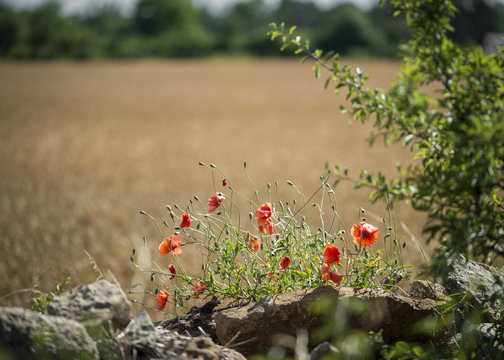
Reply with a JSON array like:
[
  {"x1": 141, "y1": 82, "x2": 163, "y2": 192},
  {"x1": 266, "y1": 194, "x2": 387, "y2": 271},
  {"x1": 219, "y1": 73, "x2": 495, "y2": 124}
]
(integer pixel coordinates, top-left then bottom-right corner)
[{"x1": 267, "y1": 0, "x2": 504, "y2": 265}]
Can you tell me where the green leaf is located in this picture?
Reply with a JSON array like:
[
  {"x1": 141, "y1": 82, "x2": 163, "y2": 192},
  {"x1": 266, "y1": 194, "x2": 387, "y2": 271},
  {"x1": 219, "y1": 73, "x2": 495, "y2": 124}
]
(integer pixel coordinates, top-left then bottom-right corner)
[
  {"x1": 395, "y1": 341, "x2": 410, "y2": 353},
  {"x1": 324, "y1": 76, "x2": 332, "y2": 89}
]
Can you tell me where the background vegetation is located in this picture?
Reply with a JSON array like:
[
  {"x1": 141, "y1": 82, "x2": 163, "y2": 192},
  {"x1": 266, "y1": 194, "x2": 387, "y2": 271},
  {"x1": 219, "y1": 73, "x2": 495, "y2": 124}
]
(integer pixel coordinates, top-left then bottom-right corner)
[{"x1": 0, "y1": 0, "x2": 503, "y2": 60}]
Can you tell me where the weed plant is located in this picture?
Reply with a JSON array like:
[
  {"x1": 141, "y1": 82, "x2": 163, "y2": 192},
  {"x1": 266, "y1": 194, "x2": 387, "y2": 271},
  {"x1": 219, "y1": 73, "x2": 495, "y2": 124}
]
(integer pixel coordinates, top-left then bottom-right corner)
[{"x1": 131, "y1": 162, "x2": 411, "y2": 314}]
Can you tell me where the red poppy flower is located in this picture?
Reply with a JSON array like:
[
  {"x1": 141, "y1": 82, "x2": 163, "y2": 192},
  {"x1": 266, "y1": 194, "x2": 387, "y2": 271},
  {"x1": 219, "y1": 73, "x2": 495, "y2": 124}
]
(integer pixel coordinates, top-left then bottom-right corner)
[
  {"x1": 255, "y1": 202, "x2": 275, "y2": 234},
  {"x1": 323, "y1": 244, "x2": 341, "y2": 265},
  {"x1": 248, "y1": 235, "x2": 260, "y2": 252},
  {"x1": 180, "y1": 213, "x2": 191, "y2": 228},
  {"x1": 156, "y1": 290, "x2": 169, "y2": 311},
  {"x1": 222, "y1": 178, "x2": 227, "y2": 186},
  {"x1": 192, "y1": 281, "x2": 206, "y2": 299},
  {"x1": 208, "y1": 192, "x2": 225, "y2": 213},
  {"x1": 279, "y1": 256, "x2": 291, "y2": 269},
  {"x1": 167, "y1": 264, "x2": 176, "y2": 280},
  {"x1": 351, "y1": 222, "x2": 379, "y2": 247},
  {"x1": 321, "y1": 263, "x2": 343, "y2": 284},
  {"x1": 159, "y1": 235, "x2": 182, "y2": 256}
]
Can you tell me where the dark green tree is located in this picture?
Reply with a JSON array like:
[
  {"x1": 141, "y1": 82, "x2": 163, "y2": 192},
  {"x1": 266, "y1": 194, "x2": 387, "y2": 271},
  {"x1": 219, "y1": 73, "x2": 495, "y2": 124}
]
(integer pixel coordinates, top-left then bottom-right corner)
[
  {"x1": 134, "y1": 0, "x2": 197, "y2": 36},
  {"x1": 316, "y1": 4, "x2": 388, "y2": 56},
  {"x1": 25, "y1": 3, "x2": 64, "y2": 59},
  {"x1": 0, "y1": 4, "x2": 19, "y2": 56}
]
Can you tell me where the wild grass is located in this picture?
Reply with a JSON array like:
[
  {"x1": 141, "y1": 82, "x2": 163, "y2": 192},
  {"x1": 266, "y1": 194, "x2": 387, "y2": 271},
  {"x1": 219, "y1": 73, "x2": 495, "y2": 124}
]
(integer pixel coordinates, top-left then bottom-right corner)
[{"x1": 0, "y1": 59, "x2": 433, "y2": 312}]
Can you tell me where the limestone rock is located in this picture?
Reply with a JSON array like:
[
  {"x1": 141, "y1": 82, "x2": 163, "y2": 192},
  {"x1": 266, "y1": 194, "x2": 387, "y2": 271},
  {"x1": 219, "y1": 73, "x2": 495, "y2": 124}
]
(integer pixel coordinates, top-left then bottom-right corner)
[
  {"x1": 215, "y1": 286, "x2": 443, "y2": 356},
  {"x1": 159, "y1": 296, "x2": 221, "y2": 342},
  {"x1": 0, "y1": 307, "x2": 99, "y2": 360},
  {"x1": 410, "y1": 280, "x2": 447, "y2": 300},
  {"x1": 442, "y1": 256, "x2": 503, "y2": 323},
  {"x1": 48, "y1": 279, "x2": 131, "y2": 331},
  {"x1": 117, "y1": 310, "x2": 246, "y2": 360},
  {"x1": 472, "y1": 322, "x2": 504, "y2": 359},
  {"x1": 310, "y1": 341, "x2": 339, "y2": 360}
]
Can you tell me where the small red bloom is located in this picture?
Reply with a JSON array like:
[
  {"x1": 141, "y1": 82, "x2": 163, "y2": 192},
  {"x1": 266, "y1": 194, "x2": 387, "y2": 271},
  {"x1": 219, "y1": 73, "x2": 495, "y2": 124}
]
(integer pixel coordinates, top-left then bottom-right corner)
[
  {"x1": 323, "y1": 244, "x2": 341, "y2": 265},
  {"x1": 321, "y1": 263, "x2": 343, "y2": 284},
  {"x1": 207, "y1": 192, "x2": 225, "y2": 213},
  {"x1": 255, "y1": 202, "x2": 274, "y2": 234},
  {"x1": 222, "y1": 178, "x2": 227, "y2": 186},
  {"x1": 167, "y1": 264, "x2": 176, "y2": 279},
  {"x1": 180, "y1": 213, "x2": 191, "y2": 228},
  {"x1": 279, "y1": 256, "x2": 291, "y2": 269},
  {"x1": 248, "y1": 235, "x2": 260, "y2": 252},
  {"x1": 156, "y1": 290, "x2": 169, "y2": 311},
  {"x1": 192, "y1": 281, "x2": 206, "y2": 299},
  {"x1": 351, "y1": 222, "x2": 379, "y2": 247},
  {"x1": 159, "y1": 235, "x2": 182, "y2": 256}
]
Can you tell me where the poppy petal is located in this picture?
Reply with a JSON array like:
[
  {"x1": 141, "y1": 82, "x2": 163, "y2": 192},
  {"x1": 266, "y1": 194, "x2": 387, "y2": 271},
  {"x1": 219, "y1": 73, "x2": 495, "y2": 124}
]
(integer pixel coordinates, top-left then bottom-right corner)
[
  {"x1": 323, "y1": 244, "x2": 341, "y2": 264},
  {"x1": 156, "y1": 290, "x2": 169, "y2": 311},
  {"x1": 351, "y1": 222, "x2": 379, "y2": 247}
]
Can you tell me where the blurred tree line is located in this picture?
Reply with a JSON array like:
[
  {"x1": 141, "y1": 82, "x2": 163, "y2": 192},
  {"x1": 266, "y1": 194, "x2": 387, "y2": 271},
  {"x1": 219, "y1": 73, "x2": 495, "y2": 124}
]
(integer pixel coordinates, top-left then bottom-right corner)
[{"x1": 0, "y1": 0, "x2": 503, "y2": 59}]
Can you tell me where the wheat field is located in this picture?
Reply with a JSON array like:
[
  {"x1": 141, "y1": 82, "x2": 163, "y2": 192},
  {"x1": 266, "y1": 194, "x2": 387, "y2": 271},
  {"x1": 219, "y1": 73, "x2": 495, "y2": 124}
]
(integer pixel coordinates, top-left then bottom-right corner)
[{"x1": 0, "y1": 59, "x2": 432, "y2": 312}]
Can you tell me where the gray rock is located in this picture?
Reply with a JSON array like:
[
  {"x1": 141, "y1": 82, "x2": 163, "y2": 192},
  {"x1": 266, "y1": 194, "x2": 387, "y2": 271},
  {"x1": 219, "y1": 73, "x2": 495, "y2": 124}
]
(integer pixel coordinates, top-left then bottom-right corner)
[
  {"x1": 48, "y1": 280, "x2": 131, "y2": 332},
  {"x1": 117, "y1": 310, "x2": 246, "y2": 360},
  {"x1": 214, "y1": 286, "x2": 445, "y2": 357},
  {"x1": 0, "y1": 307, "x2": 99, "y2": 360},
  {"x1": 159, "y1": 296, "x2": 221, "y2": 343},
  {"x1": 473, "y1": 322, "x2": 504, "y2": 359},
  {"x1": 410, "y1": 280, "x2": 447, "y2": 300},
  {"x1": 445, "y1": 323, "x2": 504, "y2": 359},
  {"x1": 310, "y1": 341, "x2": 339, "y2": 360},
  {"x1": 442, "y1": 256, "x2": 503, "y2": 323}
]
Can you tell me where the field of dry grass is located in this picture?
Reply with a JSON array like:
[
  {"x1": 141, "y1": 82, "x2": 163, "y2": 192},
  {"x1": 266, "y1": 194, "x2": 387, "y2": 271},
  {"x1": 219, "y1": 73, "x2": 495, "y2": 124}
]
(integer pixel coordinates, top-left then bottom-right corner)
[{"x1": 0, "y1": 59, "x2": 433, "y2": 313}]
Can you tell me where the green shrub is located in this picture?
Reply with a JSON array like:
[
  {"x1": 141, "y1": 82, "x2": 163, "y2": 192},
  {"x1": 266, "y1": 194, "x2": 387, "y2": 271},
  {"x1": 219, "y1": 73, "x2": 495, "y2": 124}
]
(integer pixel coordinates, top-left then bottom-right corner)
[{"x1": 268, "y1": 0, "x2": 504, "y2": 270}]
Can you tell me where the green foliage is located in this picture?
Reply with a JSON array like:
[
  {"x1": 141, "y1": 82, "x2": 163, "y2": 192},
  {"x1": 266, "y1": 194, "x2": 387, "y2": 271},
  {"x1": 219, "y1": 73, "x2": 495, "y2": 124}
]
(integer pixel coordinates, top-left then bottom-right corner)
[
  {"x1": 32, "y1": 276, "x2": 71, "y2": 313},
  {"x1": 134, "y1": 0, "x2": 197, "y2": 36},
  {"x1": 267, "y1": 1, "x2": 504, "y2": 357},
  {"x1": 267, "y1": 0, "x2": 504, "y2": 268}
]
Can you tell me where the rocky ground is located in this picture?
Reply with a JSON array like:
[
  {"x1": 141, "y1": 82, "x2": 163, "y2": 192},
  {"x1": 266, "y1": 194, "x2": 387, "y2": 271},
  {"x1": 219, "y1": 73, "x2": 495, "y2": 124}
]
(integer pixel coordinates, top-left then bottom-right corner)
[{"x1": 0, "y1": 256, "x2": 502, "y2": 359}]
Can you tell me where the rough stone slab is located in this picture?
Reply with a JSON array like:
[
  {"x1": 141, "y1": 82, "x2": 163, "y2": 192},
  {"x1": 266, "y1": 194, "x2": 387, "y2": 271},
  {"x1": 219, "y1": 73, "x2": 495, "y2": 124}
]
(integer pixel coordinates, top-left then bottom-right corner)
[
  {"x1": 0, "y1": 307, "x2": 99, "y2": 360},
  {"x1": 410, "y1": 280, "x2": 447, "y2": 300},
  {"x1": 442, "y1": 256, "x2": 503, "y2": 324},
  {"x1": 117, "y1": 310, "x2": 246, "y2": 360},
  {"x1": 48, "y1": 279, "x2": 131, "y2": 331},
  {"x1": 215, "y1": 286, "x2": 443, "y2": 356}
]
